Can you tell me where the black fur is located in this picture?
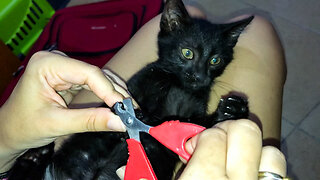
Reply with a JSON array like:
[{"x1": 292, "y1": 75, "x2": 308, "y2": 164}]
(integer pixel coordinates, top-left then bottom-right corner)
[{"x1": 9, "y1": 0, "x2": 253, "y2": 179}]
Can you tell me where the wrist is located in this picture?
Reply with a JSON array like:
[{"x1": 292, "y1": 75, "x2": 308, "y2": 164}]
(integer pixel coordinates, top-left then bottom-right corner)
[
  {"x1": 0, "y1": 153, "x2": 18, "y2": 173},
  {"x1": 0, "y1": 141, "x2": 23, "y2": 173},
  {"x1": 0, "y1": 170, "x2": 10, "y2": 180},
  {"x1": 0, "y1": 107, "x2": 24, "y2": 173}
]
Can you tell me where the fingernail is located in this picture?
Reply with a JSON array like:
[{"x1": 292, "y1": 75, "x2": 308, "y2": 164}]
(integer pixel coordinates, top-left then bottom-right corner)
[
  {"x1": 107, "y1": 116, "x2": 126, "y2": 132},
  {"x1": 70, "y1": 84, "x2": 82, "y2": 91},
  {"x1": 57, "y1": 90, "x2": 67, "y2": 96},
  {"x1": 116, "y1": 166, "x2": 126, "y2": 179}
]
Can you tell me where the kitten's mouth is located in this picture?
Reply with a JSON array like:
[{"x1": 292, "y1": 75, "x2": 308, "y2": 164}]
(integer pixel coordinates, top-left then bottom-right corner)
[
  {"x1": 186, "y1": 82, "x2": 202, "y2": 90},
  {"x1": 184, "y1": 78, "x2": 210, "y2": 90},
  {"x1": 190, "y1": 83, "x2": 198, "y2": 89},
  {"x1": 183, "y1": 73, "x2": 209, "y2": 90}
]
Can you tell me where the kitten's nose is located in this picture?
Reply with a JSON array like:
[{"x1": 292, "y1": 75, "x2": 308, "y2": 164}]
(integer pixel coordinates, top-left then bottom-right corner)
[
  {"x1": 186, "y1": 72, "x2": 201, "y2": 82},
  {"x1": 192, "y1": 74, "x2": 201, "y2": 81}
]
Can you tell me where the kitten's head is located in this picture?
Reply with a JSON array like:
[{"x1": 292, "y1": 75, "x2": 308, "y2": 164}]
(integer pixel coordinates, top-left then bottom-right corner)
[{"x1": 158, "y1": 0, "x2": 253, "y2": 90}]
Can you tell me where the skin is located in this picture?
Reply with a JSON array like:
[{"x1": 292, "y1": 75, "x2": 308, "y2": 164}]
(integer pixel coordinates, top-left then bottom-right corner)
[
  {"x1": 0, "y1": 51, "x2": 127, "y2": 172},
  {"x1": 0, "y1": 4, "x2": 287, "y2": 179},
  {"x1": 180, "y1": 119, "x2": 287, "y2": 179},
  {"x1": 116, "y1": 120, "x2": 287, "y2": 180},
  {"x1": 103, "y1": 14, "x2": 286, "y2": 141},
  {"x1": 70, "y1": 5, "x2": 286, "y2": 178},
  {"x1": 72, "y1": 13, "x2": 285, "y2": 142}
]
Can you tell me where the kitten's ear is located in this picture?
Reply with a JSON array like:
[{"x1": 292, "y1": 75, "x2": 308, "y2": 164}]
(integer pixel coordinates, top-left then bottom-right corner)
[
  {"x1": 223, "y1": 16, "x2": 254, "y2": 47},
  {"x1": 160, "y1": 0, "x2": 192, "y2": 33}
]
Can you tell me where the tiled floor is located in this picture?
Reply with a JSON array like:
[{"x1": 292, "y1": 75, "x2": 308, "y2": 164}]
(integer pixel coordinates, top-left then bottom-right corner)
[{"x1": 67, "y1": 0, "x2": 320, "y2": 179}]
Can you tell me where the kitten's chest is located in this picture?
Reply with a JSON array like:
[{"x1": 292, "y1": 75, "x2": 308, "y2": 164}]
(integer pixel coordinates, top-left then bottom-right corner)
[
  {"x1": 162, "y1": 86, "x2": 208, "y2": 118},
  {"x1": 128, "y1": 65, "x2": 210, "y2": 121}
]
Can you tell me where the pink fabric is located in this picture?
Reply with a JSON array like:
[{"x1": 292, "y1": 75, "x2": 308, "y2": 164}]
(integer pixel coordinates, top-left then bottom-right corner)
[{"x1": 0, "y1": 0, "x2": 163, "y2": 106}]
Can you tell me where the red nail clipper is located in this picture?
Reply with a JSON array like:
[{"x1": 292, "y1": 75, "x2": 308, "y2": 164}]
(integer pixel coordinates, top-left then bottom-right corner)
[{"x1": 113, "y1": 98, "x2": 206, "y2": 180}]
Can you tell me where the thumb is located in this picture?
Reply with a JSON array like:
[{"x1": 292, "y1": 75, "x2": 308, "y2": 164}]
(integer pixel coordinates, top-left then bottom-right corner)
[
  {"x1": 52, "y1": 107, "x2": 126, "y2": 135},
  {"x1": 185, "y1": 135, "x2": 200, "y2": 155},
  {"x1": 179, "y1": 134, "x2": 200, "y2": 163}
]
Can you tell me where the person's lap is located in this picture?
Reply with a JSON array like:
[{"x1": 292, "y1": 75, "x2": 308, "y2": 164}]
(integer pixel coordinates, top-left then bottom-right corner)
[{"x1": 71, "y1": 9, "x2": 286, "y2": 143}]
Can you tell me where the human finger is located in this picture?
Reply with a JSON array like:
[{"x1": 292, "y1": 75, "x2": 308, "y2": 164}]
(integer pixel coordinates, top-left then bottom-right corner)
[
  {"x1": 102, "y1": 69, "x2": 128, "y2": 90},
  {"x1": 57, "y1": 90, "x2": 73, "y2": 105},
  {"x1": 50, "y1": 50, "x2": 68, "y2": 57},
  {"x1": 103, "y1": 71, "x2": 139, "y2": 108},
  {"x1": 49, "y1": 107, "x2": 126, "y2": 135},
  {"x1": 179, "y1": 128, "x2": 228, "y2": 180},
  {"x1": 102, "y1": 69, "x2": 139, "y2": 108},
  {"x1": 215, "y1": 119, "x2": 262, "y2": 180},
  {"x1": 30, "y1": 51, "x2": 123, "y2": 107},
  {"x1": 179, "y1": 133, "x2": 200, "y2": 163},
  {"x1": 259, "y1": 146, "x2": 287, "y2": 178},
  {"x1": 57, "y1": 84, "x2": 84, "y2": 105}
]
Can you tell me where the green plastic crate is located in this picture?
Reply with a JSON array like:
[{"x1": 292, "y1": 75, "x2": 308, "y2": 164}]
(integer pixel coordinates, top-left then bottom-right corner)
[{"x1": 0, "y1": 0, "x2": 55, "y2": 56}]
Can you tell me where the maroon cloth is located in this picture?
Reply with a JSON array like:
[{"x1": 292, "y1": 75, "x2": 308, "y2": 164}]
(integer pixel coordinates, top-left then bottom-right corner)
[{"x1": 0, "y1": 0, "x2": 163, "y2": 106}]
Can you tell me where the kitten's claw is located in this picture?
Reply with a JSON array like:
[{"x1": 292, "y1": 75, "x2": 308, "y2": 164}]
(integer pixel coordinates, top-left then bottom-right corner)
[{"x1": 216, "y1": 95, "x2": 249, "y2": 122}]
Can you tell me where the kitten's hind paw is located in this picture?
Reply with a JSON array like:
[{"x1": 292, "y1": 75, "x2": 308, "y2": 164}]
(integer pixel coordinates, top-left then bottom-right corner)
[
  {"x1": 18, "y1": 143, "x2": 54, "y2": 166},
  {"x1": 215, "y1": 95, "x2": 249, "y2": 122},
  {"x1": 9, "y1": 143, "x2": 54, "y2": 179}
]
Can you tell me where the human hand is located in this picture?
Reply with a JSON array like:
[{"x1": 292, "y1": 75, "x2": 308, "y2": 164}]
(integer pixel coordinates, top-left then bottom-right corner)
[
  {"x1": 0, "y1": 51, "x2": 127, "y2": 171},
  {"x1": 180, "y1": 119, "x2": 287, "y2": 180}
]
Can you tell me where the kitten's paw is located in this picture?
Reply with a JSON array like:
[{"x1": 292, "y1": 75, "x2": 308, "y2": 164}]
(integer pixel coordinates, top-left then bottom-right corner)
[
  {"x1": 134, "y1": 109, "x2": 145, "y2": 120},
  {"x1": 19, "y1": 143, "x2": 54, "y2": 166},
  {"x1": 216, "y1": 95, "x2": 249, "y2": 122}
]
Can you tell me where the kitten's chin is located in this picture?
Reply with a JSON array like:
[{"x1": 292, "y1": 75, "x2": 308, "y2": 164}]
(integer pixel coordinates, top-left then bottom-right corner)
[
  {"x1": 186, "y1": 82, "x2": 205, "y2": 91},
  {"x1": 181, "y1": 77, "x2": 211, "y2": 91},
  {"x1": 185, "y1": 79, "x2": 213, "y2": 91},
  {"x1": 190, "y1": 83, "x2": 198, "y2": 89}
]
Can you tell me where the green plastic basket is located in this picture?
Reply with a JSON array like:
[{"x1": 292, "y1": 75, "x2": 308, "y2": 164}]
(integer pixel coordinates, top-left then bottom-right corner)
[{"x1": 0, "y1": 0, "x2": 55, "y2": 56}]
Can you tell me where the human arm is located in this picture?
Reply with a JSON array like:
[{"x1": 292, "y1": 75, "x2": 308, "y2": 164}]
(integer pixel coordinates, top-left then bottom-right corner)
[{"x1": 0, "y1": 51, "x2": 127, "y2": 172}]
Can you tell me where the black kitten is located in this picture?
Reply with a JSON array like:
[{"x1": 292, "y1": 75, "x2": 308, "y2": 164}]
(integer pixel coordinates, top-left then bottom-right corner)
[
  {"x1": 9, "y1": 0, "x2": 252, "y2": 179},
  {"x1": 128, "y1": 0, "x2": 253, "y2": 125}
]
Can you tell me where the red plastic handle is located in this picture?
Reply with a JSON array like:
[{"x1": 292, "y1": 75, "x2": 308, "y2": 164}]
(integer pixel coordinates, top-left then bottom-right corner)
[
  {"x1": 125, "y1": 139, "x2": 157, "y2": 180},
  {"x1": 149, "y1": 121, "x2": 206, "y2": 161}
]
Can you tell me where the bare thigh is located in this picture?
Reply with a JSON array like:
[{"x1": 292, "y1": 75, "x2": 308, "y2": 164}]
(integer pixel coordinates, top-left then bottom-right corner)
[
  {"x1": 103, "y1": 14, "x2": 286, "y2": 142},
  {"x1": 71, "y1": 9, "x2": 285, "y2": 143},
  {"x1": 197, "y1": 15, "x2": 286, "y2": 144},
  {"x1": 211, "y1": 16, "x2": 286, "y2": 143}
]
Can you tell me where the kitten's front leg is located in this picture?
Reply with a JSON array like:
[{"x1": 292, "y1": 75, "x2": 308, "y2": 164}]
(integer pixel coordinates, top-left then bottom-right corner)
[
  {"x1": 180, "y1": 95, "x2": 249, "y2": 128},
  {"x1": 213, "y1": 95, "x2": 249, "y2": 123}
]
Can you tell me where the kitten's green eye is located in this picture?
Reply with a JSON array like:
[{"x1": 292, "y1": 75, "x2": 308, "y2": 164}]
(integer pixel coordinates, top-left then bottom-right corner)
[
  {"x1": 210, "y1": 57, "x2": 221, "y2": 65},
  {"x1": 181, "y1": 48, "x2": 194, "y2": 60}
]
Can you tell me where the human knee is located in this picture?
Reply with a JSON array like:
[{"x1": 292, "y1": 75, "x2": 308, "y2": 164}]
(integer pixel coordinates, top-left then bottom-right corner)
[
  {"x1": 185, "y1": 5, "x2": 207, "y2": 19},
  {"x1": 252, "y1": 15, "x2": 276, "y2": 33}
]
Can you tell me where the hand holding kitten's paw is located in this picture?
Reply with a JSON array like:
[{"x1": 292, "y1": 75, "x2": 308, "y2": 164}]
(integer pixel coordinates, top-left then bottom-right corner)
[{"x1": 181, "y1": 120, "x2": 287, "y2": 180}]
